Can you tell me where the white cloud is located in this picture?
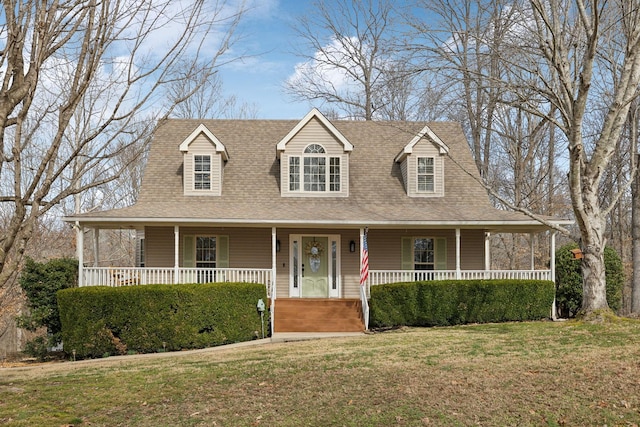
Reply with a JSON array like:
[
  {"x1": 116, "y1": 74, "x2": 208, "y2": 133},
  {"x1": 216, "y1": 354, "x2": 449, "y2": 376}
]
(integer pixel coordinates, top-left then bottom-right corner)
[{"x1": 286, "y1": 36, "x2": 364, "y2": 92}]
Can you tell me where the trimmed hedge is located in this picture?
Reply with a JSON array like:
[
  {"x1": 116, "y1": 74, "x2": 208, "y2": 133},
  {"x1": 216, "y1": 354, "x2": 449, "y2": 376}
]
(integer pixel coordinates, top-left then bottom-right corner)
[
  {"x1": 370, "y1": 279, "x2": 555, "y2": 328},
  {"x1": 57, "y1": 282, "x2": 267, "y2": 359}
]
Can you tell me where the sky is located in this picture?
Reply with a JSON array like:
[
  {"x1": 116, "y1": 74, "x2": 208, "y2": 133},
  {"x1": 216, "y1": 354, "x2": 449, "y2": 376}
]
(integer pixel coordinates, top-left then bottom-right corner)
[{"x1": 217, "y1": 0, "x2": 327, "y2": 119}]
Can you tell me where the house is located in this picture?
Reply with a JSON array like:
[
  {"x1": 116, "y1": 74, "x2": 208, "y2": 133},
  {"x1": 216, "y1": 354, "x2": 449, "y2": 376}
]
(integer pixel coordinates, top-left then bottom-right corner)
[{"x1": 64, "y1": 108, "x2": 570, "y2": 333}]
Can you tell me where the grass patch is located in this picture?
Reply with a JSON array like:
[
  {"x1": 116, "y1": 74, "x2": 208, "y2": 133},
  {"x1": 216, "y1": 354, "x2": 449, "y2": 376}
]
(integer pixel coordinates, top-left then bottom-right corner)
[{"x1": 2, "y1": 320, "x2": 640, "y2": 426}]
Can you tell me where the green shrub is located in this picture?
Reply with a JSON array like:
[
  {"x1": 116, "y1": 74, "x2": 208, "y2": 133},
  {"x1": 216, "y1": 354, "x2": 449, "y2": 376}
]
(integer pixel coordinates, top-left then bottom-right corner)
[
  {"x1": 16, "y1": 257, "x2": 78, "y2": 359},
  {"x1": 57, "y1": 282, "x2": 267, "y2": 359},
  {"x1": 555, "y1": 243, "x2": 624, "y2": 317},
  {"x1": 369, "y1": 279, "x2": 554, "y2": 328}
]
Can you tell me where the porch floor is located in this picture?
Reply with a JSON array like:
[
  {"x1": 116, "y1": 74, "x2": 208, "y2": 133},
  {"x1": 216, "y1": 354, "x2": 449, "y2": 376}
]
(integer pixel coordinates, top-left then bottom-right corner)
[{"x1": 273, "y1": 298, "x2": 365, "y2": 333}]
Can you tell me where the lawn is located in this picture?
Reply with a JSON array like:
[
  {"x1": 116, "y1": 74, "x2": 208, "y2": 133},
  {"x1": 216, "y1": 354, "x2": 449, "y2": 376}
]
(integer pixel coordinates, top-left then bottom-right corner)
[{"x1": 1, "y1": 320, "x2": 640, "y2": 426}]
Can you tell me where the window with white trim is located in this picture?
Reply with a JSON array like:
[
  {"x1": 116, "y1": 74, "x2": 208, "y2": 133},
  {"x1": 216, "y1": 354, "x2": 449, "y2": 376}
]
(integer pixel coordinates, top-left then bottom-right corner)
[
  {"x1": 194, "y1": 155, "x2": 211, "y2": 190},
  {"x1": 417, "y1": 157, "x2": 435, "y2": 193},
  {"x1": 196, "y1": 236, "x2": 216, "y2": 268},
  {"x1": 289, "y1": 144, "x2": 341, "y2": 193},
  {"x1": 138, "y1": 238, "x2": 145, "y2": 267},
  {"x1": 414, "y1": 238, "x2": 435, "y2": 270}
]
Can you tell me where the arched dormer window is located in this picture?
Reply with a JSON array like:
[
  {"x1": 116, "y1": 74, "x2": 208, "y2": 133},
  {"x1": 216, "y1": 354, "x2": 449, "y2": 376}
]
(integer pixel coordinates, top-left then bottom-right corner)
[
  {"x1": 305, "y1": 144, "x2": 325, "y2": 154},
  {"x1": 289, "y1": 143, "x2": 341, "y2": 192}
]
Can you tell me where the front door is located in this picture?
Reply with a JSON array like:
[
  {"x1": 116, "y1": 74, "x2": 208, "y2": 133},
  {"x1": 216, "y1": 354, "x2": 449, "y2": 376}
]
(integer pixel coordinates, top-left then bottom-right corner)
[{"x1": 289, "y1": 235, "x2": 340, "y2": 298}]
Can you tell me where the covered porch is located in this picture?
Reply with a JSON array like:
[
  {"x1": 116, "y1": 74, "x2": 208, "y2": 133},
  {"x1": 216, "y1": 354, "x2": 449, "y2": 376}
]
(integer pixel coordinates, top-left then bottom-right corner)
[{"x1": 74, "y1": 222, "x2": 558, "y2": 294}]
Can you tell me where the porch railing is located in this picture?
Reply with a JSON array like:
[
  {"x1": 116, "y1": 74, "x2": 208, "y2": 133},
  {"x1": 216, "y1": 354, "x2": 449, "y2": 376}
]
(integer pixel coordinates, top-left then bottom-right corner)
[
  {"x1": 81, "y1": 267, "x2": 274, "y2": 298},
  {"x1": 366, "y1": 269, "x2": 552, "y2": 296},
  {"x1": 367, "y1": 269, "x2": 551, "y2": 285}
]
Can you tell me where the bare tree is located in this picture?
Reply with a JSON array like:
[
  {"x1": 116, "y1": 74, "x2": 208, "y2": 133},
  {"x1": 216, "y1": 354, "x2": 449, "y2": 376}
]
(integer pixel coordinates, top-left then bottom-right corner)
[
  {"x1": 167, "y1": 63, "x2": 258, "y2": 119},
  {"x1": 409, "y1": 0, "x2": 515, "y2": 178},
  {"x1": 285, "y1": 0, "x2": 402, "y2": 120},
  {"x1": 481, "y1": 0, "x2": 640, "y2": 315},
  {"x1": 630, "y1": 100, "x2": 640, "y2": 314},
  {"x1": 0, "y1": 0, "x2": 246, "y2": 320},
  {"x1": 410, "y1": 0, "x2": 640, "y2": 316}
]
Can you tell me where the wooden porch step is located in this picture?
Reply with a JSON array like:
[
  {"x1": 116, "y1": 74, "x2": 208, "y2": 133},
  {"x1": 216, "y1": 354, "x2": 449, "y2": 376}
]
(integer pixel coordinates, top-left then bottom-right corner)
[{"x1": 273, "y1": 299, "x2": 365, "y2": 333}]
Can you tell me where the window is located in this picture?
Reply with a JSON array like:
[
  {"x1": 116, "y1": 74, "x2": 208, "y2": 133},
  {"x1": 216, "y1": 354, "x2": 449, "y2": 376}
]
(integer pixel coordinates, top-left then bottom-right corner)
[
  {"x1": 138, "y1": 238, "x2": 145, "y2": 267},
  {"x1": 196, "y1": 236, "x2": 216, "y2": 268},
  {"x1": 289, "y1": 144, "x2": 341, "y2": 193},
  {"x1": 304, "y1": 156, "x2": 326, "y2": 191},
  {"x1": 289, "y1": 156, "x2": 300, "y2": 191},
  {"x1": 417, "y1": 157, "x2": 435, "y2": 192},
  {"x1": 194, "y1": 155, "x2": 211, "y2": 190},
  {"x1": 414, "y1": 238, "x2": 435, "y2": 270},
  {"x1": 329, "y1": 157, "x2": 340, "y2": 191},
  {"x1": 402, "y1": 236, "x2": 446, "y2": 275}
]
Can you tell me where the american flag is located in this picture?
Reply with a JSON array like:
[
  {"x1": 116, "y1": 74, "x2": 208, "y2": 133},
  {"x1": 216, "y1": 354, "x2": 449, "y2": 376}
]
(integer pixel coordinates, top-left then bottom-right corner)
[{"x1": 360, "y1": 229, "x2": 369, "y2": 286}]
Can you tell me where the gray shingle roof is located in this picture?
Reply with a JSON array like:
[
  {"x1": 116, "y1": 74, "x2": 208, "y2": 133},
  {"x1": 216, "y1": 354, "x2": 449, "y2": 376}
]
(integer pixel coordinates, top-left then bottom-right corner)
[{"x1": 67, "y1": 117, "x2": 562, "y2": 230}]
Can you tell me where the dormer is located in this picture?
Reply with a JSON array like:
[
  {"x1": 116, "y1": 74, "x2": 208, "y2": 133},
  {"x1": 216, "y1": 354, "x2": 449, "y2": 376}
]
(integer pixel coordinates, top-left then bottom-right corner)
[
  {"x1": 179, "y1": 124, "x2": 229, "y2": 196},
  {"x1": 394, "y1": 125, "x2": 449, "y2": 198},
  {"x1": 277, "y1": 109, "x2": 353, "y2": 197}
]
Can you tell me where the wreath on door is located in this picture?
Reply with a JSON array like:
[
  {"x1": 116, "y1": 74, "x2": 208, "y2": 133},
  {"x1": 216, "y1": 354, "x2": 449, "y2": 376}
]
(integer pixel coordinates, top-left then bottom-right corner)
[{"x1": 304, "y1": 240, "x2": 325, "y2": 272}]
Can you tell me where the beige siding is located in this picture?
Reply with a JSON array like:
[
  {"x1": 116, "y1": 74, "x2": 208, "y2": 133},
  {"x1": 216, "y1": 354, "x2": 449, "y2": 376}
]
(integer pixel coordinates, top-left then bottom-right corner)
[
  {"x1": 145, "y1": 227, "x2": 272, "y2": 268},
  {"x1": 145, "y1": 226, "x2": 175, "y2": 267},
  {"x1": 183, "y1": 134, "x2": 223, "y2": 196},
  {"x1": 459, "y1": 229, "x2": 485, "y2": 269},
  {"x1": 281, "y1": 117, "x2": 350, "y2": 197},
  {"x1": 399, "y1": 158, "x2": 408, "y2": 192},
  {"x1": 406, "y1": 140, "x2": 445, "y2": 198},
  {"x1": 179, "y1": 227, "x2": 271, "y2": 268},
  {"x1": 368, "y1": 229, "x2": 484, "y2": 270}
]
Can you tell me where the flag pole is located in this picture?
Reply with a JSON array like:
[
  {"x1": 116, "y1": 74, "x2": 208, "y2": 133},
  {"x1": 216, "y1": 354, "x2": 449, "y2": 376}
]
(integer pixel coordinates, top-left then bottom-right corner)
[{"x1": 360, "y1": 227, "x2": 369, "y2": 286}]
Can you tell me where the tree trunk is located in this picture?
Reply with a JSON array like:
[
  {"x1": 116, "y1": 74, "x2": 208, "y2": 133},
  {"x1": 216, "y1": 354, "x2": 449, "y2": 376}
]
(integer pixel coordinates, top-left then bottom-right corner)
[
  {"x1": 581, "y1": 239, "x2": 609, "y2": 313},
  {"x1": 632, "y1": 152, "x2": 640, "y2": 314},
  {"x1": 576, "y1": 186, "x2": 610, "y2": 313}
]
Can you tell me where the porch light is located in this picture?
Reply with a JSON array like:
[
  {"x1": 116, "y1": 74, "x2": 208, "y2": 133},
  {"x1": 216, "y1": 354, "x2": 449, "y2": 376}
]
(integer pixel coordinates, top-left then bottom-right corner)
[
  {"x1": 276, "y1": 239, "x2": 281, "y2": 252},
  {"x1": 350, "y1": 240, "x2": 356, "y2": 252}
]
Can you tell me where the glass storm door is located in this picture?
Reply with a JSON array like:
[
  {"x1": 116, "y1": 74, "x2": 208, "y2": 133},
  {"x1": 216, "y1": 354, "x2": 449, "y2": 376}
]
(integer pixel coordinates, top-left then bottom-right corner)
[{"x1": 289, "y1": 235, "x2": 340, "y2": 298}]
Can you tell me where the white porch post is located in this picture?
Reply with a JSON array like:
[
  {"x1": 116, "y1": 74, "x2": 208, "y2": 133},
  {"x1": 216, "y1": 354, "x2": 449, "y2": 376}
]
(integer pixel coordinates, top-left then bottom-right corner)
[
  {"x1": 455, "y1": 228, "x2": 461, "y2": 279},
  {"x1": 271, "y1": 227, "x2": 277, "y2": 337},
  {"x1": 93, "y1": 229, "x2": 100, "y2": 267},
  {"x1": 271, "y1": 227, "x2": 277, "y2": 297},
  {"x1": 174, "y1": 226, "x2": 180, "y2": 284},
  {"x1": 551, "y1": 231, "x2": 557, "y2": 320},
  {"x1": 530, "y1": 233, "x2": 535, "y2": 270},
  {"x1": 360, "y1": 226, "x2": 365, "y2": 267},
  {"x1": 484, "y1": 232, "x2": 491, "y2": 271},
  {"x1": 76, "y1": 221, "x2": 84, "y2": 287}
]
